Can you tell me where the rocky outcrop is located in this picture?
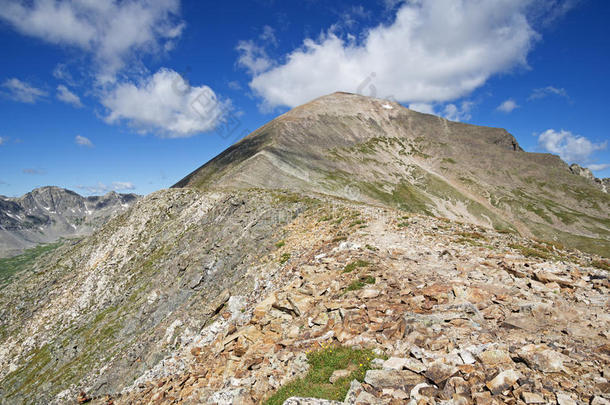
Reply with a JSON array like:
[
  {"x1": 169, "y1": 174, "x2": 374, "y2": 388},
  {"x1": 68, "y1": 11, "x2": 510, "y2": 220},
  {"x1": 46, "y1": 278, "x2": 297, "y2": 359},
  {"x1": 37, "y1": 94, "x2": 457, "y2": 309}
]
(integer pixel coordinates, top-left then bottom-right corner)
[
  {"x1": 570, "y1": 164, "x2": 609, "y2": 193},
  {"x1": 0, "y1": 186, "x2": 138, "y2": 257}
]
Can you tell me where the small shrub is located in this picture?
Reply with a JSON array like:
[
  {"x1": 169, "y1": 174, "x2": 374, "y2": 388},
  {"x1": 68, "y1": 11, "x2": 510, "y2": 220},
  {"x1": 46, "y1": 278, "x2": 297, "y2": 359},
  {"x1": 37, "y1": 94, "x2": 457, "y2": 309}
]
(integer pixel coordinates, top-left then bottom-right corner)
[
  {"x1": 362, "y1": 276, "x2": 375, "y2": 285},
  {"x1": 275, "y1": 241, "x2": 286, "y2": 248},
  {"x1": 343, "y1": 260, "x2": 370, "y2": 273},
  {"x1": 279, "y1": 253, "x2": 291, "y2": 264},
  {"x1": 332, "y1": 235, "x2": 348, "y2": 243},
  {"x1": 346, "y1": 276, "x2": 375, "y2": 291},
  {"x1": 508, "y1": 244, "x2": 552, "y2": 260},
  {"x1": 397, "y1": 222, "x2": 409, "y2": 228},
  {"x1": 365, "y1": 244, "x2": 378, "y2": 251}
]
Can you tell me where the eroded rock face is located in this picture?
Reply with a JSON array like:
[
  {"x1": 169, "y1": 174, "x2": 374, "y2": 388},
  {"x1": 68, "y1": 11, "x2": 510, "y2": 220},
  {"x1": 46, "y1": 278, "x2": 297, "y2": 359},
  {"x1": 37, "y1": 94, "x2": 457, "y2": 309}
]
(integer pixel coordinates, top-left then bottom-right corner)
[
  {"x1": 0, "y1": 189, "x2": 312, "y2": 404},
  {"x1": 570, "y1": 163, "x2": 609, "y2": 193},
  {"x1": 0, "y1": 186, "x2": 138, "y2": 257}
]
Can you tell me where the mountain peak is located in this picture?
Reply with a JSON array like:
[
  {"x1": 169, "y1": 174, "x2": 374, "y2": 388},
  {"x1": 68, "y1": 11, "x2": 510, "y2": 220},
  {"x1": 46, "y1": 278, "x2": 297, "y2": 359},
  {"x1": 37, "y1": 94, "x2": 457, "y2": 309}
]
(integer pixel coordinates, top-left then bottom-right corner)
[{"x1": 174, "y1": 93, "x2": 608, "y2": 256}]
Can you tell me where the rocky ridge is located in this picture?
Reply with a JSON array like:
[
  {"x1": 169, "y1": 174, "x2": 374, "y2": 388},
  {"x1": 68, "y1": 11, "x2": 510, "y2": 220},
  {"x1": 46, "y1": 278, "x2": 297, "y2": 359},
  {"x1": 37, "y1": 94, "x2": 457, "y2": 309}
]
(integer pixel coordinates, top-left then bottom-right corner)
[
  {"x1": 59, "y1": 189, "x2": 608, "y2": 405},
  {"x1": 0, "y1": 186, "x2": 138, "y2": 257}
]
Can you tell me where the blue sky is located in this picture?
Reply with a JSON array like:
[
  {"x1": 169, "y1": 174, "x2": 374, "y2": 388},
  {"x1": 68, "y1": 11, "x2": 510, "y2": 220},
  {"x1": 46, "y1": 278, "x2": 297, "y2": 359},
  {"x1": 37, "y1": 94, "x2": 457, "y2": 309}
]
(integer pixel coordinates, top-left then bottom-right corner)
[{"x1": 0, "y1": 0, "x2": 608, "y2": 197}]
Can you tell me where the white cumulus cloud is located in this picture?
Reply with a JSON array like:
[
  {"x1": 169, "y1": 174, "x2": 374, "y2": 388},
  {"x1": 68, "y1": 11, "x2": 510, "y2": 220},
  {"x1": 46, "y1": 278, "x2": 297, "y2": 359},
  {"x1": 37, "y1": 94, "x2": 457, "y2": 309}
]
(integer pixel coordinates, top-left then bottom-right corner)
[
  {"x1": 0, "y1": 0, "x2": 184, "y2": 82},
  {"x1": 537, "y1": 129, "x2": 607, "y2": 164},
  {"x1": 2, "y1": 78, "x2": 47, "y2": 103},
  {"x1": 241, "y1": 0, "x2": 542, "y2": 109},
  {"x1": 101, "y1": 68, "x2": 228, "y2": 138},
  {"x1": 57, "y1": 84, "x2": 83, "y2": 107},
  {"x1": 497, "y1": 99, "x2": 519, "y2": 113},
  {"x1": 75, "y1": 135, "x2": 93, "y2": 147}
]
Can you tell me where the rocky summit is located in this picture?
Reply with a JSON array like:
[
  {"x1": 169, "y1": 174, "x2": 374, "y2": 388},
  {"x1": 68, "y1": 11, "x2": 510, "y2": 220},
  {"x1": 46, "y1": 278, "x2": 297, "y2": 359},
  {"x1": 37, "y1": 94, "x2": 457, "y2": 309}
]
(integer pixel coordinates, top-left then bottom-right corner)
[
  {"x1": 176, "y1": 92, "x2": 610, "y2": 257},
  {"x1": 0, "y1": 94, "x2": 609, "y2": 405},
  {"x1": 0, "y1": 186, "x2": 138, "y2": 258}
]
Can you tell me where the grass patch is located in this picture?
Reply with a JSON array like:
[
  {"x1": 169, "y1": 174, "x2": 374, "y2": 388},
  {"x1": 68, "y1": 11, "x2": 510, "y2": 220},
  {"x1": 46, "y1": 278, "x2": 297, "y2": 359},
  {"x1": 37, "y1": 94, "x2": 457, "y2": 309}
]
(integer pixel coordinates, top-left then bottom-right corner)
[
  {"x1": 397, "y1": 222, "x2": 409, "y2": 228},
  {"x1": 275, "y1": 241, "x2": 286, "y2": 248},
  {"x1": 592, "y1": 260, "x2": 610, "y2": 271},
  {"x1": 365, "y1": 244, "x2": 378, "y2": 251},
  {"x1": 346, "y1": 276, "x2": 376, "y2": 291},
  {"x1": 264, "y1": 346, "x2": 377, "y2": 405},
  {"x1": 508, "y1": 244, "x2": 553, "y2": 260},
  {"x1": 279, "y1": 253, "x2": 291, "y2": 264},
  {"x1": 332, "y1": 235, "x2": 348, "y2": 243},
  {"x1": 457, "y1": 231, "x2": 485, "y2": 240},
  {"x1": 349, "y1": 220, "x2": 365, "y2": 227},
  {"x1": 0, "y1": 242, "x2": 62, "y2": 287},
  {"x1": 343, "y1": 260, "x2": 370, "y2": 273}
]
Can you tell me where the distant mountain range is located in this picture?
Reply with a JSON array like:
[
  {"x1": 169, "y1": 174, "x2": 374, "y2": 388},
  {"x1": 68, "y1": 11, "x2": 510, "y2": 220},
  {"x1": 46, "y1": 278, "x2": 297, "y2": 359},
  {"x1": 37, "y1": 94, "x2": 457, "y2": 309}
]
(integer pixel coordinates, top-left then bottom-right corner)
[{"x1": 0, "y1": 186, "x2": 138, "y2": 257}]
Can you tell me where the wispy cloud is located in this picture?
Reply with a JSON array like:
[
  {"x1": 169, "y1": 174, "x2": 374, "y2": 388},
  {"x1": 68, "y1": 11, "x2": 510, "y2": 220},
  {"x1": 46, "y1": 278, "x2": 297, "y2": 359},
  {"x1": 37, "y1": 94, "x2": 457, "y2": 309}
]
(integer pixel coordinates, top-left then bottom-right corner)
[
  {"x1": 537, "y1": 129, "x2": 607, "y2": 164},
  {"x1": 443, "y1": 101, "x2": 474, "y2": 122},
  {"x1": 22, "y1": 168, "x2": 47, "y2": 175},
  {"x1": 497, "y1": 99, "x2": 520, "y2": 113},
  {"x1": 57, "y1": 85, "x2": 83, "y2": 107},
  {"x1": 528, "y1": 86, "x2": 569, "y2": 101},
  {"x1": 588, "y1": 163, "x2": 610, "y2": 172},
  {"x1": 76, "y1": 181, "x2": 136, "y2": 194},
  {"x1": 75, "y1": 135, "x2": 93, "y2": 147},
  {"x1": 0, "y1": 136, "x2": 6, "y2": 146},
  {"x1": 2, "y1": 78, "x2": 47, "y2": 103},
  {"x1": 408, "y1": 103, "x2": 436, "y2": 115},
  {"x1": 407, "y1": 101, "x2": 473, "y2": 122}
]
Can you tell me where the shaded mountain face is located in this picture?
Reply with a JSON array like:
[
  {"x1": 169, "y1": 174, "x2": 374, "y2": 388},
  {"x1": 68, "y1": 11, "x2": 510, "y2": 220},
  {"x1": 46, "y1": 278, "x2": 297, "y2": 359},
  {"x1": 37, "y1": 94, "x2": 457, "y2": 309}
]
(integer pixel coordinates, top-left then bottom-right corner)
[
  {"x1": 175, "y1": 92, "x2": 610, "y2": 256},
  {"x1": 0, "y1": 186, "x2": 138, "y2": 257}
]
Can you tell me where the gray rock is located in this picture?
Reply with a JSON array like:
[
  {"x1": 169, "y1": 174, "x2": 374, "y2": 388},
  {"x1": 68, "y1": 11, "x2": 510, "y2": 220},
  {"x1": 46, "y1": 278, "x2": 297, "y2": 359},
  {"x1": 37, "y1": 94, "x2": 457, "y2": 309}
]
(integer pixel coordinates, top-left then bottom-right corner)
[
  {"x1": 517, "y1": 344, "x2": 567, "y2": 373},
  {"x1": 364, "y1": 369, "x2": 426, "y2": 390},
  {"x1": 555, "y1": 392, "x2": 577, "y2": 405},
  {"x1": 486, "y1": 369, "x2": 520, "y2": 395},
  {"x1": 329, "y1": 369, "x2": 351, "y2": 384}
]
